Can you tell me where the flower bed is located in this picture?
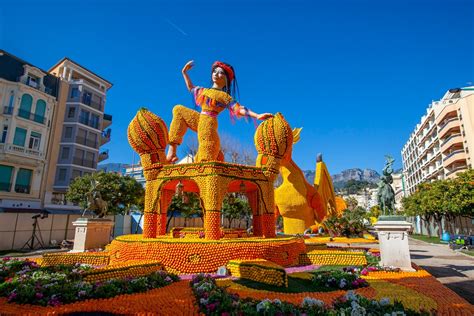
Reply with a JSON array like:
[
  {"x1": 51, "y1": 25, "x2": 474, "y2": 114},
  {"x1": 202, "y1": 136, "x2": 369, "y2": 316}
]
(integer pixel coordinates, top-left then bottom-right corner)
[
  {"x1": 299, "y1": 249, "x2": 367, "y2": 266},
  {"x1": 0, "y1": 257, "x2": 178, "y2": 307},
  {"x1": 192, "y1": 274, "x2": 424, "y2": 315},
  {"x1": 227, "y1": 259, "x2": 288, "y2": 287}
]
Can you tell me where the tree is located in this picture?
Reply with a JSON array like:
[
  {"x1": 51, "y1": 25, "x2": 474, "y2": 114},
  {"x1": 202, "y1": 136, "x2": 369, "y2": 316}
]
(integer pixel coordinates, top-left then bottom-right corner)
[
  {"x1": 66, "y1": 172, "x2": 144, "y2": 216},
  {"x1": 221, "y1": 193, "x2": 251, "y2": 228},
  {"x1": 345, "y1": 196, "x2": 358, "y2": 211},
  {"x1": 166, "y1": 192, "x2": 202, "y2": 229}
]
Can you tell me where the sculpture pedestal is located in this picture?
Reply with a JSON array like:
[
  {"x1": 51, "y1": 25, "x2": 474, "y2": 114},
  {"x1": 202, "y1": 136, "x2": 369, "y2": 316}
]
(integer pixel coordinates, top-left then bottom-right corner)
[
  {"x1": 374, "y1": 216, "x2": 415, "y2": 272},
  {"x1": 72, "y1": 218, "x2": 114, "y2": 252}
]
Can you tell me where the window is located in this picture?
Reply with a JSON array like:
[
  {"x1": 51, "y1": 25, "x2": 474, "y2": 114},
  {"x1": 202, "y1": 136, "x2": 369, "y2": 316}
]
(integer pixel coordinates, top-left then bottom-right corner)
[
  {"x1": 64, "y1": 127, "x2": 73, "y2": 139},
  {"x1": 34, "y1": 100, "x2": 46, "y2": 124},
  {"x1": 67, "y1": 106, "x2": 76, "y2": 118},
  {"x1": 76, "y1": 128, "x2": 86, "y2": 145},
  {"x1": 13, "y1": 127, "x2": 27, "y2": 147},
  {"x1": 28, "y1": 132, "x2": 41, "y2": 151},
  {"x1": 58, "y1": 168, "x2": 67, "y2": 182},
  {"x1": 71, "y1": 169, "x2": 82, "y2": 180},
  {"x1": 90, "y1": 114, "x2": 99, "y2": 129},
  {"x1": 61, "y1": 147, "x2": 70, "y2": 160},
  {"x1": 7, "y1": 91, "x2": 14, "y2": 112},
  {"x1": 0, "y1": 165, "x2": 13, "y2": 191},
  {"x1": 15, "y1": 168, "x2": 32, "y2": 194},
  {"x1": 79, "y1": 110, "x2": 90, "y2": 125},
  {"x1": 19, "y1": 94, "x2": 32, "y2": 119},
  {"x1": 82, "y1": 91, "x2": 92, "y2": 105},
  {"x1": 70, "y1": 87, "x2": 80, "y2": 99},
  {"x1": 1, "y1": 126, "x2": 7, "y2": 143},
  {"x1": 27, "y1": 75, "x2": 39, "y2": 88},
  {"x1": 86, "y1": 151, "x2": 95, "y2": 168}
]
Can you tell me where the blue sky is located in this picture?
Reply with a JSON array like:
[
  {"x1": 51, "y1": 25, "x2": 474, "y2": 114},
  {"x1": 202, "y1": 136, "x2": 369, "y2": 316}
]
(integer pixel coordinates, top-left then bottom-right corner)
[{"x1": 1, "y1": 0, "x2": 473, "y2": 174}]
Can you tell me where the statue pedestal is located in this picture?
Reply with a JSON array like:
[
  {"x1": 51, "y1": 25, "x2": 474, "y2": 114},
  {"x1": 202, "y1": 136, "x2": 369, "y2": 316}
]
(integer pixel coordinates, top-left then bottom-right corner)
[
  {"x1": 72, "y1": 218, "x2": 114, "y2": 252},
  {"x1": 374, "y1": 216, "x2": 415, "y2": 272}
]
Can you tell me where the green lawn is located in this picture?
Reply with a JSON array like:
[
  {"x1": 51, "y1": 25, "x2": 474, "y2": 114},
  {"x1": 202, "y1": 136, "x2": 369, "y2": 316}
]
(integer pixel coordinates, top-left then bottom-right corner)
[{"x1": 409, "y1": 234, "x2": 445, "y2": 244}]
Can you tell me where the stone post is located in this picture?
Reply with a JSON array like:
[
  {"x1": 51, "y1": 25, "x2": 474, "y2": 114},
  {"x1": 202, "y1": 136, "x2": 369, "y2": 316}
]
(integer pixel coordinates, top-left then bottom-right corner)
[
  {"x1": 374, "y1": 216, "x2": 415, "y2": 272},
  {"x1": 72, "y1": 218, "x2": 114, "y2": 252}
]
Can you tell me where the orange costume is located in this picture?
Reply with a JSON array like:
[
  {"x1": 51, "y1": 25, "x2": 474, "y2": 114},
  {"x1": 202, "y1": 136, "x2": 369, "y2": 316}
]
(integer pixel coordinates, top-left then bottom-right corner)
[{"x1": 168, "y1": 86, "x2": 246, "y2": 162}]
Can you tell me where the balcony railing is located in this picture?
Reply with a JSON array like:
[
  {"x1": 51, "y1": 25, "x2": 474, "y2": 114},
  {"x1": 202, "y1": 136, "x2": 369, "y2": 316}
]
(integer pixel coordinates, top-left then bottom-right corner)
[
  {"x1": 15, "y1": 184, "x2": 31, "y2": 194},
  {"x1": 72, "y1": 157, "x2": 96, "y2": 169},
  {"x1": 0, "y1": 143, "x2": 43, "y2": 159},
  {"x1": 69, "y1": 92, "x2": 103, "y2": 111},
  {"x1": 75, "y1": 136, "x2": 98, "y2": 148},
  {"x1": 438, "y1": 117, "x2": 458, "y2": 132},
  {"x1": 446, "y1": 165, "x2": 468, "y2": 177},
  {"x1": 98, "y1": 149, "x2": 109, "y2": 162},
  {"x1": 79, "y1": 116, "x2": 100, "y2": 129},
  {"x1": 17, "y1": 109, "x2": 46, "y2": 124},
  {"x1": 100, "y1": 128, "x2": 111, "y2": 145},
  {"x1": 0, "y1": 182, "x2": 11, "y2": 192},
  {"x1": 441, "y1": 133, "x2": 462, "y2": 146},
  {"x1": 3, "y1": 106, "x2": 13, "y2": 115},
  {"x1": 102, "y1": 113, "x2": 112, "y2": 129},
  {"x1": 443, "y1": 149, "x2": 465, "y2": 161}
]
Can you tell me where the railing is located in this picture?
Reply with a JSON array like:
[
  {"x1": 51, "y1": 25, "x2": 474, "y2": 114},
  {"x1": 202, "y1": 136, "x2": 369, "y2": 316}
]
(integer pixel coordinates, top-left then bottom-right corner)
[
  {"x1": 103, "y1": 113, "x2": 112, "y2": 121},
  {"x1": 446, "y1": 165, "x2": 468, "y2": 176},
  {"x1": 17, "y1": 109, "x2": 46, "y2": 124},
  {"x1": 68, "y1": 92, "x2": 103, "y2": 111},
  {"x1": 3, "y1": 106, "x2": 13, "y2": 115},
  {"x1": 72, "y1": 157, "x2": 96, "y2": 169},
  {"x1": 75, "y1": 136, "x2": 97, "y2": 148},
  {"x1": 438, "y1": 117, "x2": 458, "y2": 132},
  {"x1": 14, "y1": 184, "x2": 31, "y2": 194},
  {"x1": 79, "y1": 116, "x2": 100, "y2": 129},
  {"x1": 443, "y1": 149, "x2": 465, "y2": 161},
  {"x1": 441, "y1": 133, "x2": 462, "y2": 146},
  {"x1": 0, "y1": 143, "x2": 43, "y2": 158},
  {"x1": 0, "y1": 182, "x2": 11, "y2": 192},
  {"x1": 98, "y1": 149, "x2": 109, "y2": 162}
]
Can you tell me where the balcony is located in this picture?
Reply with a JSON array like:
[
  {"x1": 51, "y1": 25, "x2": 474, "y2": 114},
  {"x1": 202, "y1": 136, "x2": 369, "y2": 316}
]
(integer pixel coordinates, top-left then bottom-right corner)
[
  {"x1": 75, "y1": 136, "x2": 98, "y2": 148},
  {"x1": 100, "y1": 128, "x2": 111, "y2": 145},
  {"x1": 0, "y1": 143, "x2": 44, "y2": 159},
  {"x1": 3, "y1": 106, "x2": 13, "y2": 115},
  {"x1": 0, "y1": 181, "x2": 11, "y2": 192},
  {"x1": 102, "y1": 113, "x2": 112, "y2": 129},
  {"x1": 446, "y1": 164, "x2": 468, "y2": 179},
  {"x1": 17, "y1": 109, "x2": 46, "y2": 124},
  {"x1": 435, "y1": 102, "x2": 458, "y2": 125},
  {"x1": 438, "y1": 117, "x2": 460, "y2": 138},
  {"x1": 440, "y1": 133, "x2": 463, "y2": 154},
  {"x1": 72, "y1": 157, "x2": 97, "y2": 169},
  {"x1": 443, "y1": 149, "x2": 467, "y2": 168},
  {"x1": 98, "y1": 149, "x2": 109, "y2": 162},
  {"x1": 69, "y1": 91, "x2": 103, "y2": 111},
  {"x1": 14, "y1": 184, "x2": 31, "y2": 194},
  {"x1": 78, "y1": 116, "x2": 100, "y2": 130}
]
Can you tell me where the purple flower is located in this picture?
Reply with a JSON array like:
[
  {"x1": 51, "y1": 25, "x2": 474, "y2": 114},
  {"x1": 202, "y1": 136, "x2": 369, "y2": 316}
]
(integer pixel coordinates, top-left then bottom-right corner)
[
  {"x1": 35, "y1": 292, "x2": 44, "y2": 299},
  {"x1": 7, "y1": 292, "x2": 17, "y2": 302},
  {"x1": 361, "y1": 268, "x2": 368, "y2": 276}
]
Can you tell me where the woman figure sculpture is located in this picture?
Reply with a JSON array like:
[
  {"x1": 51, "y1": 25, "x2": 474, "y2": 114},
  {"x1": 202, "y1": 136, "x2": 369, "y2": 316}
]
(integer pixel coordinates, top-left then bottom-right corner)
[{"x1": 166, "y1": 60, "x2": 273, "y2": 163}]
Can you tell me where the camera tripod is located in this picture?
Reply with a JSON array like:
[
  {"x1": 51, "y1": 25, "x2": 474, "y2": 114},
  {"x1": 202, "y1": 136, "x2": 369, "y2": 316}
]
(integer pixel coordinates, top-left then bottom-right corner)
[{"x1": 21, "y1": 215, "x2": 45, "y2": 250}]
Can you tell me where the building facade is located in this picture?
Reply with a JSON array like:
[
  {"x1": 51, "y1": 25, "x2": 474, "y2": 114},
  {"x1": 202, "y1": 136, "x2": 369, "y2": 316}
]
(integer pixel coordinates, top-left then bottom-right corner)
[
  {"x1": 43, "y1": 58, "x2": 113, "y2": 208},
  {"x1": 401, "y1": 87, "x2": 474, "y2": 195},
  {"x1": 0, "y1": 50, "x2": 62, "y2": 212}
]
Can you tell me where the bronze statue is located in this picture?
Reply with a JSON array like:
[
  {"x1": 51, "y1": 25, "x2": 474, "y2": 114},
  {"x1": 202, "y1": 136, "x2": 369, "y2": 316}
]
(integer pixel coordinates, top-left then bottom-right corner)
[
  {"x1": 83, "y1": 179, "x2": 108, "y2": 218},
  {"x1": 377, "y1": 155, "x2": 396, "y2": 215}
]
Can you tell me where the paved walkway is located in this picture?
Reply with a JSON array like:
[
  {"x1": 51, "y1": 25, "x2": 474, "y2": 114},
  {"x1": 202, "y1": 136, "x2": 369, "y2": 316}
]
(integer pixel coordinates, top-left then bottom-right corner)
[{"x1": 409, "y1": 238, "x2": 474, "y2": 305}]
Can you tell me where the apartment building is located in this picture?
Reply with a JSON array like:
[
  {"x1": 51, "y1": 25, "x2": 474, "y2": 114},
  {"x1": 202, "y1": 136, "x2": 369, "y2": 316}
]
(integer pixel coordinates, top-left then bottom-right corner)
[
  {"x1": 43, "y1": 58, "x2": 113, "y2": 208},
  {"x1": 401, "y1": 87, "x2": 474, "y2": 195},
  {"x1": 0, "y1": 50, "x2": 63, "y2": 211}
]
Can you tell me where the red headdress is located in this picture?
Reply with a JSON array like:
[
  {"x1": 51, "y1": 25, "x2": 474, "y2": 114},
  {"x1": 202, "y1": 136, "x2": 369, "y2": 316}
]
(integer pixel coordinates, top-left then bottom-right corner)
[{"x1": 212, "y1": 61, "x2": 235, "y2": 83}]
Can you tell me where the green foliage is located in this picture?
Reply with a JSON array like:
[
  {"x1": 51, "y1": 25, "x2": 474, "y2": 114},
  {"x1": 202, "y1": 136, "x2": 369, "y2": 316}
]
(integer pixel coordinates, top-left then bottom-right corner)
[
  {"x1": 343, "y1": 180, "x2": 377, "y2": 194},
  {"x1": 311, "y1": 268, "x2": 368, "y2": 291},
  {"x1": 221, "y1": 193, "x2": 251, "y2": 228},
  {"x1": 368, "y1": 205, "x2": 381, "y2": 218},
  {"x1": 344, "y1": 197, "x2": 358, "y2": 211},
  {"x1": 167, "y1": 192, "x2": 202, "y2": 228},
  {"x1": 66, "y1": 171, "x2": 144, "y2": 216},
  {"x1": 402, "y1": 169, "x2": 474, "y2": 236},
  {"x1": 323, "y1": 208, "x2": 368, "y2": 238}
]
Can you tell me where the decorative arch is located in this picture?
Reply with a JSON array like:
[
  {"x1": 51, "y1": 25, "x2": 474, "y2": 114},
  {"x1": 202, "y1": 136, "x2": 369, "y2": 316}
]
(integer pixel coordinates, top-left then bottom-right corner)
[{"x1": 34, "y1": 99, "x2": 46, "y2": 123}]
